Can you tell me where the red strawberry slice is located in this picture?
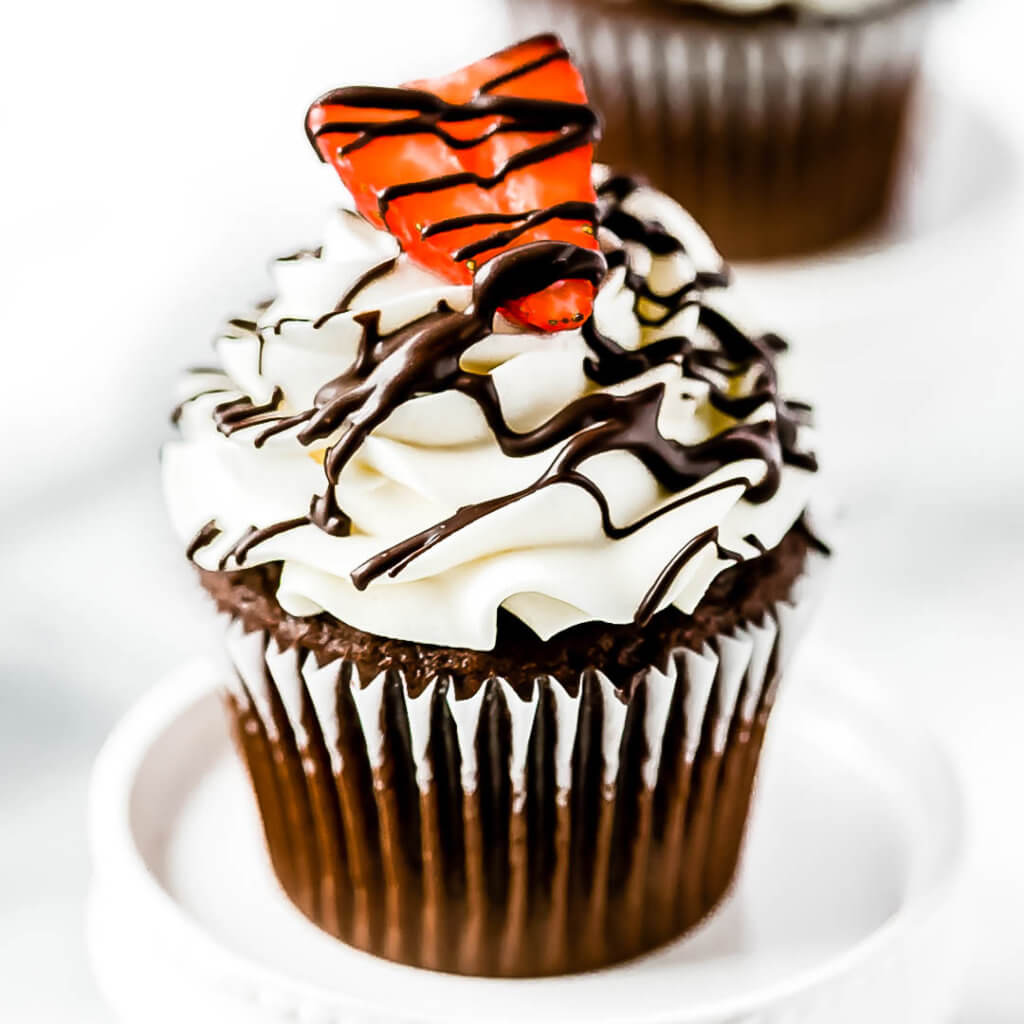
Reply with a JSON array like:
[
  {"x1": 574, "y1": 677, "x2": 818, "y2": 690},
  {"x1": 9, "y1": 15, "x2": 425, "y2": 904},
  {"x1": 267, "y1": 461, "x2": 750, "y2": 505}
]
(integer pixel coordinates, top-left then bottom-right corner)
[{"x1": 305, "y1": 35, "x2": 601, "y2": 332}]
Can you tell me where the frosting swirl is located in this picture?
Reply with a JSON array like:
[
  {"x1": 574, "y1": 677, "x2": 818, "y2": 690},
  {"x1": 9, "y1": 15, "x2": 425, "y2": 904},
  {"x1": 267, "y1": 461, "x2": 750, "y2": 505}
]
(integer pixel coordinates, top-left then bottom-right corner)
[{"x1": 164, "y1": 171, "x2": 817, "y2": 649}]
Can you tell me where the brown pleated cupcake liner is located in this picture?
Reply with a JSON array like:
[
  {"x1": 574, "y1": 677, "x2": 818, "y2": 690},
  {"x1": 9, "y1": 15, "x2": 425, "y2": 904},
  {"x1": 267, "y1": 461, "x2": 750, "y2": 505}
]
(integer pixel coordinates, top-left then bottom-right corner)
[
  {"x1": 518, "y1": 0, "x2": 938, "y2": 259},
  {"x1": 220, "y1": 564, "x2": 821, "y2": 976}
]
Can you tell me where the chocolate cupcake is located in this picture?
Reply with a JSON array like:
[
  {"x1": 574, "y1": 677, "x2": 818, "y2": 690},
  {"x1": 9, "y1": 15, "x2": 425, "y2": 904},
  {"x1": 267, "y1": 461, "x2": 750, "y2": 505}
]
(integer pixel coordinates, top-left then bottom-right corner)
[
  {"x1": 163, "y1": 37, "x2": 824, "y2": 976},
  {"x1": 515, "y1": 1, "x2": 944, "y2": 259}
]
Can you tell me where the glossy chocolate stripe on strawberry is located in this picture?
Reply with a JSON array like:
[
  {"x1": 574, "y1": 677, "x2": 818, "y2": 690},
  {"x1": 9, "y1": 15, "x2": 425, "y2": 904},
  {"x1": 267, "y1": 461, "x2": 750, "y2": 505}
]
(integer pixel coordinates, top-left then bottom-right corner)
[
  {"x1": 305, "y1": 36, "x2": 600, "y2": 331},
  {"x1": 418, "y1": 201, "x2": 598, "y2": 262},
  {"x1": 449, "y1": 201, "x2": 597, "y2": 263},
  {"x1": 475, "y1": 36, "x2": 570, "y2": 94},
  {"x1": 311, "y1": 93, "x2": 597, "y2": 223},
  {"x1": 420, "y1": 210, "x2": 553, "y2": 239},
  {"x1": 309, "y1": 90, "x2": 597, "y2": 161}
]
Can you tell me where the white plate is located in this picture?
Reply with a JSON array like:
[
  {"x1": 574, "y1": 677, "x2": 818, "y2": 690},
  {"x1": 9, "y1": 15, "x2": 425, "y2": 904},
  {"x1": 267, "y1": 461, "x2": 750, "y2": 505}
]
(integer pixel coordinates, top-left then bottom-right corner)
[{"x1": 88, "y1": 649, "x2": 970, "y2": 1024}]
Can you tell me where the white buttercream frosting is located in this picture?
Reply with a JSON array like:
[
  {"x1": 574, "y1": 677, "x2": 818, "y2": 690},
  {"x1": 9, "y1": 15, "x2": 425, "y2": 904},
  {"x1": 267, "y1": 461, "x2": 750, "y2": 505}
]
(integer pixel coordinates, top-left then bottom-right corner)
[{"x1": 163, "y1": 172, "x2": 816, "y2": 650}]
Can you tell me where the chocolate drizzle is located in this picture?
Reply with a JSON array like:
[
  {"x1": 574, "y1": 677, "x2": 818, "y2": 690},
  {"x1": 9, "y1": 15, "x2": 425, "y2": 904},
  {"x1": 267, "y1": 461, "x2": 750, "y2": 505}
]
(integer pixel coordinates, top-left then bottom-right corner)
[
  {"x1": 333, "y1": 256, "x2": 398, "y2": 314},
  {"x1": 171, "y1": 387, "x2": 230, "y2": 426},
  {"x1": 181, "y1": 94, "x2": 818, "y2": 626},
  {"x1": 186, "y1": 519, "x2": 221, "y2": 561},
  {"x1": 219, "y1": 317, "x2": 268, "y2": 375},
  {"x1": 743, "y1": 533, "x2": 767, "y2": 555},
  {"x1": 633, "y1": 527, "x2": 742, "y2": 628},
  {"x1": 213, "y1": 386, "x2": 284, "y2": 438},
  {"x1": 216, "y1": 516, "x2": 310, "y2": 571},
  {"x1": 448, "y1": 201, "x2": 597, "y2": 263}
]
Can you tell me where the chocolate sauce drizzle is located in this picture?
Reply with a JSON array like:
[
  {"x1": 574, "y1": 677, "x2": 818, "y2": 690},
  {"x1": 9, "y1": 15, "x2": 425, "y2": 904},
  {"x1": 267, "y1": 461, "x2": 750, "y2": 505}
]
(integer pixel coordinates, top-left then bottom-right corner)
[
  {"x1": 219, "y1": 317, "x2": 268, "y2": 375},
  {"x1": 186, "y1": 519, "x2": 221, "y2": 561},
  {"x1": 196, "y1": 221, "x2": 813, "y2": 608},
  {"x1": 171, "y1": 386, "x2": 230, "y2": 426},
  {"x1": 213, "y1": 386, "x2": 284, "y2": 438},
  {"x1": 333, "y1": 256, "x2": 398, "y2": 314},
  {"x1": 449, "y1": 201, "x2": 597, "y2": 264},
  {"x1": 183, "y1": 73, "x2": 818, "y2": 626},
  {"x1": 633, "y1": 527, "x2": 742, "y2": 628}
]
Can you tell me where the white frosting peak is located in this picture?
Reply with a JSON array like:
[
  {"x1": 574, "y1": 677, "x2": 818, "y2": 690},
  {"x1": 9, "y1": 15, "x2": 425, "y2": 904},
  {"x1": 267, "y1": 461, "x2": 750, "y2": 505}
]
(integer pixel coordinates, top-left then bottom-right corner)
[{"x1": 164, "y1": 173, "x2": 816, "y2": 650}]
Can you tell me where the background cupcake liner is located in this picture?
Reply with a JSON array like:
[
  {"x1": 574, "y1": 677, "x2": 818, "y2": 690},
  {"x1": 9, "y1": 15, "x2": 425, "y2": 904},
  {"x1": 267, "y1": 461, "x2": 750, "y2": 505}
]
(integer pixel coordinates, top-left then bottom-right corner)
[
  {"x1": 220, "y1": 559, "x2": 823, "y2": 976},
  {"x1": 518, "y1": 0, "x2": 937, "y2": 259}
]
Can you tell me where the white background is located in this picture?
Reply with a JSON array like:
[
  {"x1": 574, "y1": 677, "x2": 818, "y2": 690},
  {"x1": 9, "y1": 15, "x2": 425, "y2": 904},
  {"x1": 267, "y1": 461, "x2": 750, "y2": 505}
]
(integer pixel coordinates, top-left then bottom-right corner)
[{"x1": 1, "y1": 0, "x2": 1022, "y2": 1019}]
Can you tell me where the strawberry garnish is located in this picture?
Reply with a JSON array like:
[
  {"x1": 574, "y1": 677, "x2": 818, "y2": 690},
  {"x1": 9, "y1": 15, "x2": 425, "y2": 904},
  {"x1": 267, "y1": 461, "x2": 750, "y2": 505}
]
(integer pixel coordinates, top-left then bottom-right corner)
[{"x1": 305, "y1": 35, "x2": 601, "y2": 332}]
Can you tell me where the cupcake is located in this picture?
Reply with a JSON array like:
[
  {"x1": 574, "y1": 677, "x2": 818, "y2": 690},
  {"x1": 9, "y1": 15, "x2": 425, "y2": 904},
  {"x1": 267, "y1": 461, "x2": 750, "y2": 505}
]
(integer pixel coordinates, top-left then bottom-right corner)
[
  {"x1": 163, "y1": 35, "x2": 824, "y2": 976},
  {"x1": 514, "y1": 1, "x2": 944, "y2": 260}
]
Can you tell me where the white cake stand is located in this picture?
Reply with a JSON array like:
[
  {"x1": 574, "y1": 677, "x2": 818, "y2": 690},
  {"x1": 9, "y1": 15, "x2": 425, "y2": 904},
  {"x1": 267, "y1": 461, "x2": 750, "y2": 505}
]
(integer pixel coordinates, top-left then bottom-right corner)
[{"x1": 87, "y1": 648, "x2": 970, "y2": 1024}]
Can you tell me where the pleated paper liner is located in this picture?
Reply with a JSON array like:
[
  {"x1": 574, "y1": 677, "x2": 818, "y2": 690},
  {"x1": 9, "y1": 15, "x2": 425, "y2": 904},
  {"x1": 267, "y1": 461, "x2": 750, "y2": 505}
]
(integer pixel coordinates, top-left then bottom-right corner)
[
  {"x1": 517, "y1": 0, "x2": 938, "y2": 260},
  {"x1": 222, "y1": 567, "x2": 820, "y2": 977}
]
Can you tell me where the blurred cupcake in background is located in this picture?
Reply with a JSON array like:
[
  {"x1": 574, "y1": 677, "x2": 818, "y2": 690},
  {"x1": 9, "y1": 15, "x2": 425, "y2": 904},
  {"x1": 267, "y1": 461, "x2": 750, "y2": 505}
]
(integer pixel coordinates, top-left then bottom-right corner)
[{"x1": 515, "y1": 0, "x2": 946, "y2": 260}]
